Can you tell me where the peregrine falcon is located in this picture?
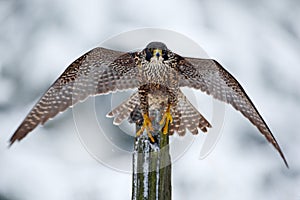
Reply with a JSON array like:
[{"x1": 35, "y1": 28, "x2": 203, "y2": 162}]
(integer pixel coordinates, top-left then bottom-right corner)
[{"x1": 9, "y1": 42, "x2": 288, "y2": 167}]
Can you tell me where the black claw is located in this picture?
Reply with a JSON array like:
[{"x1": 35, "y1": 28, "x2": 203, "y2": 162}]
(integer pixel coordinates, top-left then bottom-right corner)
[{"x1": 149, "y1": 134, "x2": 158, "y2": 144}]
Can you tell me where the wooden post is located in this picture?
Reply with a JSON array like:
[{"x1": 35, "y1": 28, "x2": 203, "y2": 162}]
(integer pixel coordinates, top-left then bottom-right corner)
[{"x1": 131, "y1": 109, "x2": 172, "y2": 200}]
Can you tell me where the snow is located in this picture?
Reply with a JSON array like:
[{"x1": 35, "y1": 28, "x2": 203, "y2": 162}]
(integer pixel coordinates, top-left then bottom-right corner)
[{"x1": 0, "y1": 0, "x2": 299, "y2": 199}]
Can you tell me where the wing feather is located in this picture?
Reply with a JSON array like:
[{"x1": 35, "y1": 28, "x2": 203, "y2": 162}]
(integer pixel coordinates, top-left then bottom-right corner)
[
  {"x1": 10, "y1": 47, "x2": 139, "y2": 145},
  {"x1": 178, "y1": 57, "x2": 288, "y2": 167}
]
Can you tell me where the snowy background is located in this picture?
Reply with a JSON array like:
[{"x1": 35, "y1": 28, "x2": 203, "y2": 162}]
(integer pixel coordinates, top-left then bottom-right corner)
[{"x1": 0, "y1": 0, "x2": 300, "y2": 199}]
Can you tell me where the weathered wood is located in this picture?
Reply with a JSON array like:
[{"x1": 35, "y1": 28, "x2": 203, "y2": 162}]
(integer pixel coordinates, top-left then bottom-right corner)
[{"x1": 132, "y1": 109, "x2": 172, "y2": 200}]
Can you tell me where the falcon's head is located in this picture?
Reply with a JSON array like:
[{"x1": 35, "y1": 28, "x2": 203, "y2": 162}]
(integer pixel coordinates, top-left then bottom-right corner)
[{"x1": 144, "y1": 42, "x2": 169, "y2": 62}]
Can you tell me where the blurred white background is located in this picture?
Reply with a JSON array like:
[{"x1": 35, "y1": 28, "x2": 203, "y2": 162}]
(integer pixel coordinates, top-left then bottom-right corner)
[{"x1": 0, "y1": 0, "x2": 299, "y2": 199}]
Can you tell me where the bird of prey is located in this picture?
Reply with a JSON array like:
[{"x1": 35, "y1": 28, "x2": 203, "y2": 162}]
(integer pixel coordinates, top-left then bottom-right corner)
[{"x1": 10, "y1": 41, "x2": 288, "y2": 167}]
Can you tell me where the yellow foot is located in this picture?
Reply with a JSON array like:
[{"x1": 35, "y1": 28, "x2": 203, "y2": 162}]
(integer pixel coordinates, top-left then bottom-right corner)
[
  {"x1": 136, "y1": 114, "x2": 155, "y2": 142},
  {"x1": 159, "y1": 105, "x2": 173, "y2": 134}
]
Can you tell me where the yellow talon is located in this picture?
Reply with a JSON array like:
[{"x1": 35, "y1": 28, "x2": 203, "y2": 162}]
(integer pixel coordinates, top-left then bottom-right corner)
[
  {"x1": 159, "y1": 105, "x2": 173, "y2": 135},
  {"x1": 147, "y1": 132, "x2": 155, "y2": 143},
  {"x1": 136, "y1": 114, "x2": 155, "y2": 142}
]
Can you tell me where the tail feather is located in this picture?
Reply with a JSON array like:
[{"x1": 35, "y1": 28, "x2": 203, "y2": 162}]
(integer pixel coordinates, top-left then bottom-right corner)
[
  {"x1": 106, "y1": 90, "x2": 212, "y2": 135},
  {"x1": 169, "y1": 91, "x2": 211, "y2": 136}
]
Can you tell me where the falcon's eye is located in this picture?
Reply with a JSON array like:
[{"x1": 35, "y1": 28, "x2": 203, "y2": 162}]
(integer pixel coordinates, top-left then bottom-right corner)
[
  {"x1": 162, "y1": 50, "x2": 168, "y2": 60},
  {"x1": 145, "y1": 49, "x2": 152, "y2": 62}
]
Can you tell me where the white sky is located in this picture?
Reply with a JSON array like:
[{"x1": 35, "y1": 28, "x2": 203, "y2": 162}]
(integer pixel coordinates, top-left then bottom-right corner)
[{"x1": 0, "y1": 0, "x2": 299, "y2": 199}]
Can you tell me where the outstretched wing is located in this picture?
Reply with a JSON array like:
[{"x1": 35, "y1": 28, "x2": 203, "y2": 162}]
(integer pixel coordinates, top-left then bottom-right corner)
[
  {"x1": 10, "y1": 47, "x2": 139, "y2": 145},
  {"x1": 177, "y1": 57, "x2": 288, "y2": 167}
]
